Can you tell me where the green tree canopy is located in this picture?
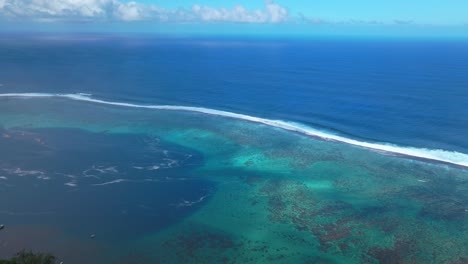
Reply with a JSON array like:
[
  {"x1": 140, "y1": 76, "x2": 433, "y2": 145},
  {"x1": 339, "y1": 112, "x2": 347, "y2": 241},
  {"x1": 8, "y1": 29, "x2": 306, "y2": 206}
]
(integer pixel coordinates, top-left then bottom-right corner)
[{"x1": 0, "y1": 250, "x2": 56, "y2": 264}]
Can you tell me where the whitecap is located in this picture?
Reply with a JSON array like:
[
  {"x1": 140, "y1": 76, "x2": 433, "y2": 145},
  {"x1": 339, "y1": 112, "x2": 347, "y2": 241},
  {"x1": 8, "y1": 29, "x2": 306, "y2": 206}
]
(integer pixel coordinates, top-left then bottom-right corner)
[
  {"x1": 147, "y1": 165, "x2": 160, "y2": 170},
  {"x1": 3, "y1": 168, "x2": 45, "y2": 177},
  {"x1": 160, "y1": 159, "x2": 179, "y2": 169},
  {"x1": 1, "y1": 93, "x2": 468, "y2": 168},
  {"x1": 92, "y1": 166, "x2": 118, "y2": 174},
  {"x1": 177, "y1": 194, "x2": 210, "y2": 207},
  {"x1": 83, "y1": 165, "x2": 118, "y2": 178},
  {"x1": 92, "y1": 179, "x2": 128, "y2": 186},
  {"x1": 60, "y1": 174, "x2": 77, "y2": 179},
  {"x1": 133, "y1": 163, "x2": 173, "y2": 171},
  {"x1": 65, "y1": 181, "x2": 78, "y2": 187}
]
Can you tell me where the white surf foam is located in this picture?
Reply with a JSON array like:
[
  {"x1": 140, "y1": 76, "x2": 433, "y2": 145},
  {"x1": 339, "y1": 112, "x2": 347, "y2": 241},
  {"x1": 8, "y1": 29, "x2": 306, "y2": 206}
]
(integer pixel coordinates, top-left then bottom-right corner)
[
  {"x1": 177, "y1": 194, "x2": 210, "y2": 207},
  {"x1": 65, "y1": 181, "x2": 78, "y2": 187},
  {"x1": 92, "y1": 179, "x2": 128, "y2": 186},
  {"x1": 2, "y1": 168, "x2": 45, "y2": 177},
  {"x1": 1, "y1": 92, "x2": 468, "y2": 168},
  {"x1": 92, "y1": 178, "x2": 161, "y2": 186}
]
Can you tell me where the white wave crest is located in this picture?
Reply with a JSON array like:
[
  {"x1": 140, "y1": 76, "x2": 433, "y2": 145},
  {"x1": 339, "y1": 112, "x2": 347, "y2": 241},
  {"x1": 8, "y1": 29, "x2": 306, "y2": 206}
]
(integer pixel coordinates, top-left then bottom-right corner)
[
  {"x1": 1, "y1": 92, "x2": 468, "y2": 168},
  {"x1": 2, "y1": 167, "x2": 45, "y2": 177},
  {"x1": 177, "y1": 194, "x2": 210, "y2": 207},
  {"x1": 92, "y1": 179, "x2": 128, "y2": 186},
  {"x1": 64, "y1": 181, "x2": 78, "y2": 187}
]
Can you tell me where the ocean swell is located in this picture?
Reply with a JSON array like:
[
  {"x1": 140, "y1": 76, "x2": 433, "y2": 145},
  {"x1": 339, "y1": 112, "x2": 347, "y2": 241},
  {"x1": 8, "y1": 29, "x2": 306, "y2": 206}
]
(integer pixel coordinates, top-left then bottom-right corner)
[{"x1": 1, "y1": 92, "x2": 467, "y2": 168}]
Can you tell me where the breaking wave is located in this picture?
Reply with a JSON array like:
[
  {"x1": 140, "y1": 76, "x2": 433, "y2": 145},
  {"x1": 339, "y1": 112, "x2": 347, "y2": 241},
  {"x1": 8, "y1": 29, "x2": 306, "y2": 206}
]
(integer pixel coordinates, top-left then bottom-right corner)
[{"x1": 1, "y1": 92, "x2": 468, "y2": 168}]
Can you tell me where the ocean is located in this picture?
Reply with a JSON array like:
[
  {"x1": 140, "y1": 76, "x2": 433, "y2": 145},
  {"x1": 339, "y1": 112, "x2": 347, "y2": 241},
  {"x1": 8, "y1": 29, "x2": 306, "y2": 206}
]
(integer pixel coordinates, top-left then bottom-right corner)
[{"x1": 0, "y1": 34, "x2": 466, "y2": 263}]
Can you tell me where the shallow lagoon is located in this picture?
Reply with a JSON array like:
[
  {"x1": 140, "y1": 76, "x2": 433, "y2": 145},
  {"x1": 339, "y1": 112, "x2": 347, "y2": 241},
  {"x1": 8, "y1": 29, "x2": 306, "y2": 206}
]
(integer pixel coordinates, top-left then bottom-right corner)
[{"x1": 0, "y1": 97, "x2": 466, "y2": 263}]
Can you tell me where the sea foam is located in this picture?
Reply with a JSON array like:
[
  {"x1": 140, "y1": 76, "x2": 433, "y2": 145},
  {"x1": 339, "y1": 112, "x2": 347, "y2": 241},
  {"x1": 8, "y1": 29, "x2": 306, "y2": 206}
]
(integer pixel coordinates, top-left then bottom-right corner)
[{"x1": 1, "y1": 93, "x2": 467, "y2": 168}]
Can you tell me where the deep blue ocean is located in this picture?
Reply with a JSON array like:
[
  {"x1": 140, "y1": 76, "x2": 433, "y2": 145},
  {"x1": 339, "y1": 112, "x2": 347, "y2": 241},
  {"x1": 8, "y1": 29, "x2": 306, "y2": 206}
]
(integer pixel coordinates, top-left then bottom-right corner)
[{"x1": 0, "y1": 35, "x2": 467, "y2": 154}]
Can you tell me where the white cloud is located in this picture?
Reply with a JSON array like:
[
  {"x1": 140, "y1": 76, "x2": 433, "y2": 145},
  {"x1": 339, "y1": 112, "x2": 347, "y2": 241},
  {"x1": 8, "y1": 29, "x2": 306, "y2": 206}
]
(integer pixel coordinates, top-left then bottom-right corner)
[
  {"x1": 0, "y1": 0, "x2": 289, "y2": 23},
  {"x1": 0, "y1": 0, "x2": 111, "y2": 20},
  {"x1": 191, "y1": 0, "x2": 287, "y2": 23},
  {"x1": 264, "y1": 0, "x2": 287, "y2": 23},
  {"x1": 114, "y1": 1, "x2": 144, "y2": 21}
]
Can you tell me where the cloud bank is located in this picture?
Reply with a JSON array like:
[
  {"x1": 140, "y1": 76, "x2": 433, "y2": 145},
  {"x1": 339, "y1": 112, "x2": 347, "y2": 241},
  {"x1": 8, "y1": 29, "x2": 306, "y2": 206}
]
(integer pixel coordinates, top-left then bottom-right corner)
[{"x1": 0, "y1": 0, "x2": 289, "y2": 23}]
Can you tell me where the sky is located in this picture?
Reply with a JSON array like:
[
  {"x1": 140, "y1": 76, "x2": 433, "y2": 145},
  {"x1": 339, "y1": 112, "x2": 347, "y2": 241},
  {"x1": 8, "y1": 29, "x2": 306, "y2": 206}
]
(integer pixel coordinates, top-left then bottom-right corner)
[{"x1": 0, "y1": 0, "x2": 467, "y2": 37}]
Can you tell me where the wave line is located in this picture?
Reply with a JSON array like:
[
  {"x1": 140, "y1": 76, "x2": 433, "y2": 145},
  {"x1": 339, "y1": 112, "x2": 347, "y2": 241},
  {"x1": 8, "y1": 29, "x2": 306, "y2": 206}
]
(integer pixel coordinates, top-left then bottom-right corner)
[{"x1": 1, "y1": 92, "x2": 468, "y2": 168}]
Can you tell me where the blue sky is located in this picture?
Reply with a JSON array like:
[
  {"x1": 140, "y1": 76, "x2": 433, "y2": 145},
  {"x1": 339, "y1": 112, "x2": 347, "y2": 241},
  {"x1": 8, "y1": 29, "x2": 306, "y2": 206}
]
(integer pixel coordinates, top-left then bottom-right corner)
[{"x1": 1, "y1": 0, "x2": 467, "y2": 37}]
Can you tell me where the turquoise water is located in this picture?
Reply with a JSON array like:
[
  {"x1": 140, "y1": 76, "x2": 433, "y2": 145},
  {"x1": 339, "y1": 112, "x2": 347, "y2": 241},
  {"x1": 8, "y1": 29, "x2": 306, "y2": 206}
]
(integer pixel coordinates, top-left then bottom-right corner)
[{"x1": 0, "y1": 96, "x2": 466, "y2": 263}]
